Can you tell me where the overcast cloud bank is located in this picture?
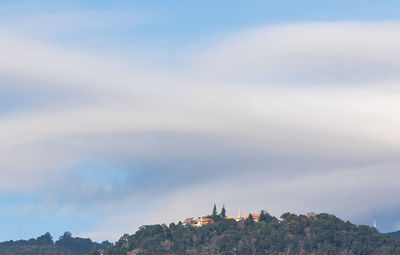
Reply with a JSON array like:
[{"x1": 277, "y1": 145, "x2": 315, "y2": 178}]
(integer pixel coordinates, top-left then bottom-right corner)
[{"x1": 1, "y1": 21, "x2": 400, "y2": 240}]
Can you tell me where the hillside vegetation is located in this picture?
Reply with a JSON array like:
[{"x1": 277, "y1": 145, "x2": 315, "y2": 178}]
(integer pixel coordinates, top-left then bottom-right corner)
[
  {"x1": 2, "y1": 210, "x2": 400, "y2": 255},
  {"x1": 0, "y1": 231, "x2": 110, "y2": 255},
  {"x1": 388, "y1": 230, "x2": 400, "y2": 239},
  {"x1": 105, "y1": 211, "x2": 400, "y2": 255}
]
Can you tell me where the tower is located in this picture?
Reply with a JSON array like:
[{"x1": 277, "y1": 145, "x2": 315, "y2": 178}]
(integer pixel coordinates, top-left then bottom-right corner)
[
  {"x1": 236, "y1": 210, "x2": 243, "y2": 221},
  {"x1": 373, "y1": 208, "x2": 377, "y2": 228}
]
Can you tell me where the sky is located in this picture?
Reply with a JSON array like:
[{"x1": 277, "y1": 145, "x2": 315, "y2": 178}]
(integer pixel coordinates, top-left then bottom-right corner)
[{"x1": 1, "y1": 0, "x2": 400, "y2": 242}]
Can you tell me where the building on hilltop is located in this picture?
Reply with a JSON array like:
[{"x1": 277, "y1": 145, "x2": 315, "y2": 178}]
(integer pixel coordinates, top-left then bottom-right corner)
[
  {"x1": 306, "y1": 212, "x2": 316, "y2": 218},
  {"x1": 183, "y1": 217, "x2": 194, "y2": 225},
  {"x1": 182, "y1": 216, "x2": 214, "y2": 227},
  {"x1": 183, "y1": 209, "x2": 264, "y2": 227},
  {"x1": 244, "y1": 213, "x2": 260, "y2": 222},
  {"x1": 236, "y1": 210, "x2": 243, "y2": 222},
  {"x1": 195, "y1": 216, "x2": 214, "y2": 227}
]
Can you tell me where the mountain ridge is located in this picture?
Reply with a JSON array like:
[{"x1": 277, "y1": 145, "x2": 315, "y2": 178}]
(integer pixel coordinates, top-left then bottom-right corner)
[
  {"x1": 2, "y1": 211, "x2": 400, "y2": 255},
  {"x1": 105, "y1": 211, "x2": 400, "y2": 255}
]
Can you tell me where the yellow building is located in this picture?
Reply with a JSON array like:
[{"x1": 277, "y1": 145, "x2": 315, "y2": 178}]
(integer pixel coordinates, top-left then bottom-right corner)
[
  {"x1": 244, "y1": 213, "x2": 260, "y2": 222},
  {"x1": 195, "y1": 216, "x2": 214, "y2": 227}
]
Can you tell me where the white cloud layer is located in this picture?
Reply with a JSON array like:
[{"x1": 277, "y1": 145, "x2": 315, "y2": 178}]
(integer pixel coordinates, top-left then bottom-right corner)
[{"x1": 1, "y1": 21, "x2": 400, "y2": 239}]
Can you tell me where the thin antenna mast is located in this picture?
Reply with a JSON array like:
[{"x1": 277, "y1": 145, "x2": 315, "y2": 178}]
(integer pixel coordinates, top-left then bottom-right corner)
[{"x1": 18, "y1": 224, "x2": 22, "y2": 239}]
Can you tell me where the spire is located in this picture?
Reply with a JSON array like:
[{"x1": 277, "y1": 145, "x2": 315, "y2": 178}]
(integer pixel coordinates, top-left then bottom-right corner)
[
  {"x1": 373, "y1": 208, "x2": 377, "y2": 228},
  {"x1": 237, "y1": 210, "x2": 241, "y2": 219}
]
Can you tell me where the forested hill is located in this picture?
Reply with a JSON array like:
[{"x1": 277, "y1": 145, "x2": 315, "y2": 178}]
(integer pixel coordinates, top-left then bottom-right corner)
[
  {"x1": 388, "y1": 230, "x2": 400, "y2": 239},
  {"x1": 0, "y1": 231, "x2": 111, "y2": 255},
  {"x1": 105, "y1": 212, "x2": 400, "y2": 255},
  {"x1": 2, "y1": 213, "x2": 400, "y2": 255}
]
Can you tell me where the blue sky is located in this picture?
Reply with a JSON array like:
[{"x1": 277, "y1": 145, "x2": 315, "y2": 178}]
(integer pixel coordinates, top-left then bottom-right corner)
[
  {"x1": 1, "y1": 0, "x2": 400, "y2": 242},
  {"x1": 2, "y1": 0, "x2": 400, "y2": 49}
]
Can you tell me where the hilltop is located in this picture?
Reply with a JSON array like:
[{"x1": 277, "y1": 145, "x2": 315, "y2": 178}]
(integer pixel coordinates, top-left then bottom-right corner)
[
  {"x1": 2, "y1": 208, "x2": 400, "y2": 255},
  {"x1": 105, "y1": 209, "x2": 400, "y2": 255}
]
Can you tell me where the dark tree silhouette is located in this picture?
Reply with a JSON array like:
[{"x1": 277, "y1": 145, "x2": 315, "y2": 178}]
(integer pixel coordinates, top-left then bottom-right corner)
[
  {"x1": 220, "y1": 204, "x2": 226, "y2": 218},
  {"x1": 212, "y1": 204, "x2": 218, "y2": 218}
]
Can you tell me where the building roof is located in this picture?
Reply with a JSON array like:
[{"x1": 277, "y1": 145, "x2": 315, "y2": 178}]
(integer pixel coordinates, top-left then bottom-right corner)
[
  {"x1": 244, "y1": 213, "x2": 260, "y2": 219},
  {"x1": 183, "y1": 217, "x2": 194, "y2": 224}
]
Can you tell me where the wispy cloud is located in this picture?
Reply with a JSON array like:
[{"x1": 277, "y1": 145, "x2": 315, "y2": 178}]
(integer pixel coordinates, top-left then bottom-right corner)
[
  {"x1": 1, "y1": 21, "x2": 400, "y2": 239},
  {"x1": 192, "y1": 22, "x2": 400, "y2": 85}
]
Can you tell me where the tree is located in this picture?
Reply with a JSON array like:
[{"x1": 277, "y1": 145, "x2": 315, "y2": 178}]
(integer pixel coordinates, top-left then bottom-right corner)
[
  {"x1": 259, "y1": 210, "x2": 267, "y2": 222},
  {"x1": 58, "y1": 231, "x2": 72, "y2": 241},
  {"x1": 212, "y1": 204, "x2": 218, "y2": 218},
  {"x1": 56, "y1": 231, "x2": 97, "y2": 254},
  {"x1": 86, "y1": 250, "x2": 101, "y2": 255},
  {"x1": 36, "y1": 232, "x2": 53, "y2": 245},
  {"x1": 101, "y1": 240, "x2": 112, "y2": 248},
  {"x1": 220, "y1": 204, "x2": 226, "y2": 218},
  {"x1": 246, "y1": 213, "x2": 254, "y2": 224}
]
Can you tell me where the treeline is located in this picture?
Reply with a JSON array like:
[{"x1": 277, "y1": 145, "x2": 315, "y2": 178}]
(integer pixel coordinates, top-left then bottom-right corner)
[
  {"x1": 388, "y1": 230, "x2": 400, "y2": 239},
  {"x1": 2, "y1": 208, "x2": 400, "y2": 255},
  {"x1": 0, "y1": 231, "x2": 111, "y2": 255},
  {"x1": 105, "y1": 207, "x2": 400, "y2": 255}
]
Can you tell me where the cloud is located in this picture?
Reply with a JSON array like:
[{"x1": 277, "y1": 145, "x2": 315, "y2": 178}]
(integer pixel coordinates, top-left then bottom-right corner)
[
  {"x1": 192, "y1": 22, "x2": 400, "y2": 85},
  {"x1": 1, "y1": 21, "x2": 400, "y2": 239},
  {"x1": 83, "y1": 160, "x2": 400, "y2": 241}
]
